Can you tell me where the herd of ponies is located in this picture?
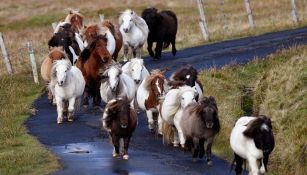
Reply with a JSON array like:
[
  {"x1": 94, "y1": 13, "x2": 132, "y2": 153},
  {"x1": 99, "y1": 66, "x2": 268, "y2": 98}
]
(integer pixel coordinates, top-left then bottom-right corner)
[{"x1": 40, "y1": 8, "x2": 275, "y2": 175}]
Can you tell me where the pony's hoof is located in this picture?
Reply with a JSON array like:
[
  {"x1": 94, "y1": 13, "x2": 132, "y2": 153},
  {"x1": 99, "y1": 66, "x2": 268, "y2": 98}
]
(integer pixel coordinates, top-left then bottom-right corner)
[
  {"x1": 122, "y1": 155, "x2": 129, "y2": 160},
  {"x1": 207, "y1": 160, "x2": 213, "y2": 167},
  {"x1": 57, "y1": 120, "x2": 63, "y2": 124},
  {"x1": 180, "y1": 144, "x2": 185, "y2": 148},
  {"x1": 192, "y1": 158, "x2": 197, "y2": 162},
  {"x1": 68, "y1": 117, "x2": 74, "y2": 122},
  {"x1": 148, "y1": 123, "x2": 155, "y2": 130},
  {"x1": 112, "y1": 152, "x2": 119, "y2": 158},
  {"x1": 83, "y1": 105, "x2": 88, "y2": 108},
  {"x1": 173, "y1": 142, "x2": 179, "y2": 147}
]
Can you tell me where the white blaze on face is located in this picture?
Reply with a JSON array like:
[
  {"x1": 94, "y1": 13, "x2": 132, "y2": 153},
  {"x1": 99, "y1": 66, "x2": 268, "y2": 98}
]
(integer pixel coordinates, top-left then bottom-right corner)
[
  {"x1": 109, "y1": 67, "x2": 120, "y2": 90},
  {"x1": 186, "y1": 74, "x2": 190, "y2": 79},
  {"x1": 122, "y1": 15, "x2": 132, "y2": 32},
  {"x1": 261, "y1": 124, "x2": 269, "y2": 131},
  {"x1": 156, "y1": 79, "x2": 161, "y2": 94}
]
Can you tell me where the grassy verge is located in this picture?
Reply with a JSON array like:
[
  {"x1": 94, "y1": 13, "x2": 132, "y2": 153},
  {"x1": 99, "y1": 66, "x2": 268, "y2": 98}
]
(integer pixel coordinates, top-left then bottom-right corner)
[
  {"x1": 199, "y1": 46, "x2": 307, "y2": 175},
  {"x1": 0, "y1": 73, "x2": 59, "y2": 175}
]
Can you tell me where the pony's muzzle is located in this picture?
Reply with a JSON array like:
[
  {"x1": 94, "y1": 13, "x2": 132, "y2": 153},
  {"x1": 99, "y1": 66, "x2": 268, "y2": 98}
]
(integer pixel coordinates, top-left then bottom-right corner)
[
  {"x1": 206, "y1": 123, "x2": 214, "y2": 128},
  {"x1": 121, "y1": 124, "x2": 128, "y2": 128},
  {"x1": 124, "y1": 28, "x2": 129, "y2": 33},
  {"x1": 134, "y1": 79, "x2": 141, "y2": 84},
  {"x1": 58, "y1": 81, "x2": 64, "y2": 86}
]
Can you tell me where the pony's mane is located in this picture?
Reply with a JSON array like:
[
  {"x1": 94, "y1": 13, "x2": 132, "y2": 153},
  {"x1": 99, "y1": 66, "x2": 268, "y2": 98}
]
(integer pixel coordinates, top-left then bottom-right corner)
[
  {"x1": 243, "y1": 115, "x2": 272, "y2": 138},
  {"x1": 143, "y1": 69, "x2": 165, "y2": 91},
  {"x1": 103, "y1": 62, "x2": 122, "y2": 75},
  {"x1": 64, "y1": 8, "x2": 84, "y2": 23},
  {"x1": 189, "y1": 96, "x2": 218, "y2": 115},
  {"x1": 119, "y1": 9, "x2": 149, "y2": 36},
  {"x1": 49, "y1": 47, "x2": 68, "y2": 60},
  {"x1": 82, "y1": 24, "x2": 109, "y2": 40},
  {"x1": 103, "y1": 97, "x2": 129, "y2": 119},
  {"x1": 51, "y1": 59, "x2": 72, "y2": 80}
]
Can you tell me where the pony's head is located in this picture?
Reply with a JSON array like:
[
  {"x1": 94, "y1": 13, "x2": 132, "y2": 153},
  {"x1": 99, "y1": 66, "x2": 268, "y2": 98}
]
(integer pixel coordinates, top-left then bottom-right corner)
[
  {"x1": 243, "y1": 115, "x2": 275, "y2": 155},
  {"x1": 195, "y1": 96, "x2": 219, "y2": 129},
  {"x1": 52, "y1": 59, "x2": 72, "y2": 86},
  {"x1": 130, "y1": 58, "x2": 144, "y2": 84},
  {"x1": 80, "y1": 34, "x2": 111, "y2": 63},
  {"x1": 104, "y1": 97, "x2": 131, "y2": 129},
  {"x1": 178, "y1": 85, "x2": 197, "y2": 108},
  {"x1": 141, "y1": 7, "x2": 162, "y2": 30},
  {"x1": 145, "y1": 69, "x2": 166, "y2": 97},
  {"x1": 172, "y1": 66, "x2": 198, "y2": 87},
  {"x1": 119, "y1": 9, "x2": 136, "y2": 33},
  {"x1": 64, "y1": 9, "x2": 84, "y2": 32},
  {"x1": 48, "y1": 25, "x2": 75, "y2": 50},
  {"x1": 102, "y1": 64, "x2": 122, "y2": 92},
  {"x1": 49, "y1": 47, "x2": 67, "y2": 61}
]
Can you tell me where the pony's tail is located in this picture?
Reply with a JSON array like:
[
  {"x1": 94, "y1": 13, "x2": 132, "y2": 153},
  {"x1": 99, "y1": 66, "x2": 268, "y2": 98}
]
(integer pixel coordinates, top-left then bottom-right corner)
[
  {"x1": 162, "y1": 122, "x2": 174, "y2": 145},
  {"x1": 229, "y1": 157, "x2": 236, "y2": 174}
]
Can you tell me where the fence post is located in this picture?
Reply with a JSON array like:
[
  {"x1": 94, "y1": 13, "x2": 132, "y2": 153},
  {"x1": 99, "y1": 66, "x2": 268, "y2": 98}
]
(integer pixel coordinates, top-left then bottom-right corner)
[
  {"x1": 220, "y1": 0, "x2": 229, "y2": 33},
  {"x1": 290, "y1": 0, "x2": 299, "y2": 23},
  {"x1": 244, "y1": 0, "x2": 255, "y2": 28},
  {"x1": 27, "y1": 41, "x2": 39, "y2": 84},
  {"x1": 196, "y1": 0, "x2": 209, "y2": 41},
  {"x1": 0, "y1": 32, "x2": 13, "y2": 74},
  {"x1": 99, "y1": 14, "x2": 105, "y2": 22}
]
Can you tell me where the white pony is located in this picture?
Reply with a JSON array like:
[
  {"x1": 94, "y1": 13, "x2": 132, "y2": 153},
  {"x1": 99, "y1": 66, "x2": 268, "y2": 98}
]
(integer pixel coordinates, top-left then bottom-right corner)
[
  {"x1": 100, "y1": 64, "x2": 136, "y2": 106},
  {"x1": 159, "y1": 86, "x2": 198, "y2": 147},
  {"x1": 121, "y1": 58, "x2": 149, "y2": 86},
  {"x1": 49, "y1": 59, "x2": 85, "y2": 124},
  {"x1": 119, "y1": 9, "x2": 149, "y2": 61},
  {"x1": 230, "y1": 116, "x2": 275, "y2": 175}
]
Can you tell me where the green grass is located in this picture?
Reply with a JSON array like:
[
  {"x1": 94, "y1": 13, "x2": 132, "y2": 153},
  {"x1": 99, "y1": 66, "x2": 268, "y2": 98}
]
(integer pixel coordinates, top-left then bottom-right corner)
[
  {"x1": 0, "y1": 73, "x2": 59, "y2": 175},
  {"x1": 199, "y1": 46, "x2": 307, "y2": 175}
]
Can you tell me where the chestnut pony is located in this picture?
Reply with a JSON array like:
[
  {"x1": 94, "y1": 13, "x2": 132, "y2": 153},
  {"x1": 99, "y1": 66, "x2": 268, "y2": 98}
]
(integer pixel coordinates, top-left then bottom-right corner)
[
  {"x1": 64, "y1": 9, "x2": 84, "y2": 33},
  {"x1": 76, "y1": 35, "x2": 113, "y2": 106},
  {"x1": 82, "y1": 20, "x2": 122, "y2": 61}
]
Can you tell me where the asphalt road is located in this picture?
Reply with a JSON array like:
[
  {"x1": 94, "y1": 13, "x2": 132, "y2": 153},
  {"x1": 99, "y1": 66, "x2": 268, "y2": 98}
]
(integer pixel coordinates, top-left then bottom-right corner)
[{"x1": 26, "y1": 27, "x2": 307, "y2": 175}]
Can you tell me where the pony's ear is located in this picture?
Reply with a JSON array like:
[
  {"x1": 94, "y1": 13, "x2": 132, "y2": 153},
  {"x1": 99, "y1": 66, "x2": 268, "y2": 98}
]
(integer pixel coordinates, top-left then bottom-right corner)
[
  {"x1": 80, "y1": 48, "x2": 91, "y2": 60},
  {"x1": 48, "y1": 36, "x2": 57, "y2": 47}
]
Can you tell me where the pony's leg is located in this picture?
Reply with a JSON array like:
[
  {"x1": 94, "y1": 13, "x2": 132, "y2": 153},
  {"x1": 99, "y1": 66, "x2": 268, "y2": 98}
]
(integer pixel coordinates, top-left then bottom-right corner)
[
  {"x1": 111, "y1": 133, "x2": 120, "y2": 158},
  {"x1": 171, "y1": 37, "x2": 177, "y2": 56},
  {"x1": 261, "y1": 153, "x2": 269, "y2": 173},
  {"x1": 174, "y1": 116, "x2": 185, "y2": 147},
  {"x1": 157, "y1": 113, "x2": 163, "y2": 135},
  {"x1": 48, "y1": 89, "x2": 53, "y2": 103},
  {"x1": 192, "y1": 137, "x2": 199, "y2": 162},
  {"x1": 132, "y1": 48, "x2": 137, "y2": 58},
  {"x1": 198, "y1": 138, "x2": 205, "y2": 159},
  {"x1": 147, "y1": 41, "x2": 154, "y2": 57},
  {"x1": 122, "y1": 136, "x2": 131, "y2": 160},
  {"x1": 206, "y1": 137, "x2": 214, "y2": 166},
  {"x1": 146, "y1": 110, "x2": 155, "y2": 131},
  {"x1": 82, "y1": 88, "x2": 89, "y2": 107},
  {"x1": 247, "y1": 156, "x2": 259, "y2": 175},
  {"x1": 172, "y1": 126, "x2": 180, "y2": 147},
  {"x1": 234, "y1": 153, "x2": 243, "y2": 175},
  {"x1": 55, "y1": 96, "x2": 64, "y2": 124},
  {"x1": 67, "y1": 97, "x2": 76, "y2": 122},
  {"x1": 154, "y1": 41, "x2": 163, "y2": 59},
  {"x1": 137, "y1": 46, "x2": 142, "y2": 59},
  {"x1": 123, "y1": 44, "x2": 129, "y2": 62}
]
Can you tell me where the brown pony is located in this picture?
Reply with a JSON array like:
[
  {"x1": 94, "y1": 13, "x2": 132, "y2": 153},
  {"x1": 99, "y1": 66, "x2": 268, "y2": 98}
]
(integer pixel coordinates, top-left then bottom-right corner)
[
  {"x1": 180, "y1": 96, "x2": 220, "y2": 166},
  {"x1": 64, "y1": 9, "x2": 84, "y2": 33},
  {"x1": 76, "y1": 35, "x2": 113, "y2": 106},
  {"x1": 102, "y1": 97, "x2": 137, "y2": 160},
  {"x1": 82, "y1": 20, "x2": 123, "y2": 61},
  {"x1": 137, "y1": 69, "x2": 167, "y2": 131},
  {"x1": 41, "y1": 47, "x2": 68, "y2": 103}
]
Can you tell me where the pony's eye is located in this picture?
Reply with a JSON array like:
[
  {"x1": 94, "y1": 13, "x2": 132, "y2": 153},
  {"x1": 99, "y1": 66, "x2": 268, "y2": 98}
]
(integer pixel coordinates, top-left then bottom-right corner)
[
  {"x1": 130, "y1": 19, "x2": 133, "y2": 22},
  {"x1": 181, "y1": 97, "x2": 184, "y2": 100}
]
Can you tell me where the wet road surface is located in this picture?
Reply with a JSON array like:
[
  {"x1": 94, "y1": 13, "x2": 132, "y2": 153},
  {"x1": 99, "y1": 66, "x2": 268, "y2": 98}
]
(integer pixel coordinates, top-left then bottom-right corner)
[{"x1": 26, "y1": 27, "x2": 307, "y2": 175}]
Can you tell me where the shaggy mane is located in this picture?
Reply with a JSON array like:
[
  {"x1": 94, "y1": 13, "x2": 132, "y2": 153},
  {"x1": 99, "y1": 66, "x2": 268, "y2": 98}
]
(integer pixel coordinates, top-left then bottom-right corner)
[
  {"x1": 143, "y1": 69, "x2": 165, "y2": 91},
  {"x1": 243, "y1": 115, "x2": 272, "y2": 138}
]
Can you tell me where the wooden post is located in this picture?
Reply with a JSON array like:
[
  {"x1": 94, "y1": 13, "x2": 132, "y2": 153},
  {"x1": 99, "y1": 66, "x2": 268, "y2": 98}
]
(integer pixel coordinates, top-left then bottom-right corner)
[
  {"x1": 27, "y1": 41, "x2": 39, "y2": 84},
  {"x1": 196, "y1": 0, "x2": 209, "y2": 41},
  {"x1": 99, "y1": 14, "x2": 104, "y2": 22},
  {"x1": 244, "y1": 0, "x2": 255, "y2": 28},
  {"x1": 52, "y1": 22, "x2": 58, "y2": 31},
  {"x1": 0, "y1": 32, "x2": 13, "y2": 74},
  {"x1": 290, "y1": 0, "x2": 299, "y2": 23}
]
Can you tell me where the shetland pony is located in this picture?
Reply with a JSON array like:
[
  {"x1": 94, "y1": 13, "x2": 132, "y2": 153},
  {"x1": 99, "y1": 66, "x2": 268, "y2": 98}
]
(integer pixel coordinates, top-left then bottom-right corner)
[
  {"x1": 81, "y1": 20, "x2": 123, "y2": 61},
  {"x1": 230, "y1": 116, "x2": 275, "y2": 175},
  {"x1": 76, "y1": 35, "x2": 113, "y2": 106},
  {"x1": 99, "y1": 64, "x2": 136, "y2": 106},
  {"x1": 119, "y1": 9, "x2": 149, "y2": 61},
  {"x1": 64, "y1": 8, "x2": 84, "y2": 33},
  {"x1": 160, "y1": 85, "x2": 198, "y2": 147},
  {"x1": 40, "y1": 47, "x2": 68, "y2": 103},
  {"x1": 136, "y1": 69, "x2": 167, "y2": 131},
  {"x1": 49, "y1": 60, "x2": 85, "y2": 124},
  {"x1": 121, "y1": 58, "x2": 149, "y2": 86},
  {"x1": 181, "y1": 96, "x2": 220, "y2": 166},
  {"x1": 141, "y1": 7, "x2": 177, "y2": 59},
  {"x1": 48, "y1": 23, "x2": 81, "y2": 64},
  {"x1": 102, "y1": 97, "x2": 137, "y2": 159},
  {"x1": 170, "y1": 66, "x2": 203, "y2": 100}
]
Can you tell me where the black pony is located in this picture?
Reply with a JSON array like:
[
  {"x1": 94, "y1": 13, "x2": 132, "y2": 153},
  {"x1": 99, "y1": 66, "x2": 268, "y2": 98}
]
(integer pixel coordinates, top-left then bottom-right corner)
[
  {"x1": 48, "y1": 23, "x2": 80, "y2": 64},
  {"x1": 141, "y1": 7, "x2": 177, "y2": 59}
]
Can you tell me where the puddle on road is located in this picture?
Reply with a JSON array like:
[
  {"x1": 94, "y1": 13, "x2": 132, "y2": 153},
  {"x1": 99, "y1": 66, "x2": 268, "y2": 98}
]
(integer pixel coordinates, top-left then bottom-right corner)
[{"x1": 64, "y1": 143, "x2": 95, "y2": 154}]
